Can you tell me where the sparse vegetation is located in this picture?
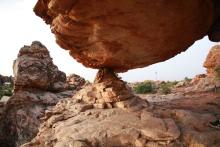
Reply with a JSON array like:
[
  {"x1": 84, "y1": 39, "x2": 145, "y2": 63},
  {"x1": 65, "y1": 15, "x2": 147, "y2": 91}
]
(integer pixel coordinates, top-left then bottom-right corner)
[
  {"x1": 158, "y1": 81, "x2": 177, "y2": 94},
  {"x1": 134, "y1": 81, "x2": 153, "y2": 94},
  {"x1": 159, "y1": 83, "x2": 171, "y2": 94},
  {"x1": 184, "y1": 77, "x2": 192, "y2": 83},
  {"x1": 132, "y1": 80, "x2": 178, "y2": 94},
  {"x1": 215, "y1": 66, "x2": 220, "y2": 80},
  {"x1": 0, "y1": 83, "x2": 13, "y2": 98}
]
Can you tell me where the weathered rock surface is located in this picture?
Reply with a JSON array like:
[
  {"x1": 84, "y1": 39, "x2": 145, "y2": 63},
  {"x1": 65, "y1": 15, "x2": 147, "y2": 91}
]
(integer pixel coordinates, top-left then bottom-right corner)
[
  {"x1": 67, "y1": 74, "x2": 87, "y2": 90},
  {"x1": 138, "y1": 93, "x2": 184, "y2": 104},
  {"x1": 185, "y1": 76, "x2": 220, "y2": 92},
  {"x1": 13, "y1": 41, "x2": 68, "y2": 92},
  {"x1": 34, "y1": 0, "x2": 220, "y2": 72},
  {"x1": 0, "y1": 75, "x2": 13, "y2": 86},
  {"x1": 75, "y1": 68, "x2": 148, "y2": 110},
  {"x1": 184, "y1": 45, "x2": 220, "y2": 93},
  {"x1": 22, "y1": 90, "x2": 220, "y2": 147},
  {"x1": 21, "y1": 98, "x2": 180, "y2": 147},
  {"x1": 204, "y1": 45, "x2": 220, "y2": 77},
  {"x1": 0, "y1": 42, "x2": 76, "y2": 147}
]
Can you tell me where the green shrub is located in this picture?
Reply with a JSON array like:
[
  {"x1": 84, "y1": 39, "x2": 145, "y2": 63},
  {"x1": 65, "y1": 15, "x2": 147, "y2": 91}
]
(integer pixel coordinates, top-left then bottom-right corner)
[
  {"x1": 159, "y1": 83, "x2": 171, "y2": 94},
  {"x1": 215, "y1": 66, "x2": 220, "y2": 80},
  {"x1": 184, "y1": 77, "x2": 192, "y2": 83},
  {"x1": 134, "y1": 82, "x2": 153, "y2": 94},
  {"x1": 4, "y1": 89, "x2": 13, "y2": 96},
  {"x1": 0, "y1": 84, "x2": 13, "y2": 98}
]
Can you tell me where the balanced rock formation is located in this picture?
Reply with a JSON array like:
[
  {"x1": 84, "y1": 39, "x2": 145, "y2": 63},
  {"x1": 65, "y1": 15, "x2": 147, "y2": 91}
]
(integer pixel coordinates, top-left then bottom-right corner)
[
  {"x1": 0, "y1": 42, "x2": 73, "y2": 147},
  {"x1": 75, "y1": 68, "x2": 148, "y2": 109},
  {"x1": 13, "y1": 41, "x2": 68, "y2": 92},
  {"x1": 34, "y1": 0, "x2": 220, "y2": 72}
]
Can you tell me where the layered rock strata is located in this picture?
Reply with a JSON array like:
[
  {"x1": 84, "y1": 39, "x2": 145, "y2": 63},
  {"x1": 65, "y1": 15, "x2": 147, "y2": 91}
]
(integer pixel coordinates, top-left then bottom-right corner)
[
  {"x1": 203, "y1": 45, "x2": 220, "y2": 77},
  {"x1": 67, "y1": 74, "x2": 87, "y2": 90},
  {"x1": 0, "y1": 42, "x2": 72, "y2": 147},
  {"x1": 34, "y1": 0, "x2": 220, "y2": 72},
  {"x1": 13, "y1": 41, "x2": 68, "y2": 92},
  {"x1": 22, "y1": 91, "x2": 220, "y2": 147},
  {"x1": 185, "y1": 45, "x2": 220, "y2": 92},
  {"x1": 75, "y1": 68, "x2": 148, "y2": 109}
]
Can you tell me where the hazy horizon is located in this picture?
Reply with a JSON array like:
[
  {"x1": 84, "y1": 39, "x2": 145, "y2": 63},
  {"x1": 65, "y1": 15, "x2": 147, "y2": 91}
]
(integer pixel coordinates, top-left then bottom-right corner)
[{"x1": 0, "y1": 0, "x2": 219, "y2": 82}]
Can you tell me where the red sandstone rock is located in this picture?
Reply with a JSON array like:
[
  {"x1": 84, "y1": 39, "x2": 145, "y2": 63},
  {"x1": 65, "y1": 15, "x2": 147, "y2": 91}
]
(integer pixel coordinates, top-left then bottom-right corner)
[
  {"x1": 203, "y1": 45, "x2": 220, "y2": 77},
  {"x1": 0, "y1": 42, "x2": 74, "y2": 147},
  {"x1": 34, "y1": 0, "x2": 219, "y2": 72},
  {"x1": 13, "y1": 41, "x2": 68, "y2": 92},
  {"x1": 67, "y1": 74, "x2": 86, "y2": 90}
]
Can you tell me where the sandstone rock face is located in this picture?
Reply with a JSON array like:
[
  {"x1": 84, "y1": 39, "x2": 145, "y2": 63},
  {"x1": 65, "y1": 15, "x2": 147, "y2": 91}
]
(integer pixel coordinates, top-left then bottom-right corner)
[
  {"x1": 186, "y1": 76, "x2": 220, "y2": 92},
  {"x1": 0, "y1": 42, "x2": 75, "y2": 147},
  {"x1": 67, "y1": 74, "x2": 86, "y2": 90},
  {"x1": 204, "y1": 45, "x2": 220, "y2": 77},
  {"x1": 75, "y1": 68, "x2": 148, "y2": 109},
  {"x1": 184, "y1": 45, "x2": 220, "y2": 92},
  {"x1": 13, "y1": 41, "x2": 68, "y2": 92},
  {"x1": 34, "y1": 0, "x2": 219, "y2": 72}
]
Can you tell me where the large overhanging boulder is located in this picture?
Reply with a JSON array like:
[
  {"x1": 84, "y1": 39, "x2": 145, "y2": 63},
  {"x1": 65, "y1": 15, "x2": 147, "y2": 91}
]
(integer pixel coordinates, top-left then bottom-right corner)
[{"x1": 34, "y1": 0, "x2": 220, "y2": 72}]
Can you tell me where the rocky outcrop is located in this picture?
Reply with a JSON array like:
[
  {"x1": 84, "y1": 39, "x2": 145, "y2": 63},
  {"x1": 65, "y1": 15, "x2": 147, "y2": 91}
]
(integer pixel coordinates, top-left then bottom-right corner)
[
  {"x1": 0, "y1": 42, "x2": 73, "y2": 147},
  {"x1": 184, "y1": 45, "x2": 220, "y2": 92},
  {"x1": 22, "y1": 90, "x2": 220, "y2": 147},
  {"x1": 203, "y1": 45, "x2": 220, "y2": 77},
  {"x1": 67, "y1": 74, "x2": 86, "y2": 90},
  {"x1": 22, "y1": 101, "x2": 180, "y2": 147},
  {"x1": 13, "y1": 41, "x2": 68, "y2": 92},
  {"x1": 0, "y1": 75, "x2": 13, "y2": 86},
  {"x1": 34, "y1": 0, "x2": 220, "y2": 72},
  {"x1": 75, "y1": 68, "x2": 148, "y2": 110}
]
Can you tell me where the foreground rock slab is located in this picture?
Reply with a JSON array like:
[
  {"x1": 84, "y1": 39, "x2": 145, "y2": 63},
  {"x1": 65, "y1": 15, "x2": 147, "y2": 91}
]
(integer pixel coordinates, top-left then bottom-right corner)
[
  {"x1": 22, "y1": 90, "x2": 220, "y2": 147},
  {"x1": 22, "y1": 98, "x2": 180, "y2": 147}
]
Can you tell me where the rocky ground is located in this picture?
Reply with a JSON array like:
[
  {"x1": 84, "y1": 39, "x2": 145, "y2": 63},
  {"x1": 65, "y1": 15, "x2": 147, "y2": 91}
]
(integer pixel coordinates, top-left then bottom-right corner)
[
  {"x1": 0, "y1": 42, "x2": 86, "y2": 147},
  {"x1": 0, "y1": 43, "x2": 220, "y2": 147},
  {"x1": 21, "y1": 89, "x2": 220, "y2": 147},
  {"x1": 21, "y1": 45, "x2": 220, "y2": 147}
]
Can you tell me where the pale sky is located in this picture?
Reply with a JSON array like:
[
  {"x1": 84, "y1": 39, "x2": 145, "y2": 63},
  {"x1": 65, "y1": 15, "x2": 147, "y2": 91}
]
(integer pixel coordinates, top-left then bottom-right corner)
[{"x1": 0, "y1": 0, "x2": 218, "y2": 82}]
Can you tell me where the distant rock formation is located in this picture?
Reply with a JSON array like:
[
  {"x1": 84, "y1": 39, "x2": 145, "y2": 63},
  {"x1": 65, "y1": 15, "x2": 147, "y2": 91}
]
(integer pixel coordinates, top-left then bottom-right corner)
[
  {"x1": 67, "y1": 73, "x2": 87, "y2": 90},
  {"x1": 204, "y1": 45, "x2": 220, "y2": 77},
  {"x1": 0, "y1": 75, "x2": 13, "y2": 86},
  {"x1": 0, "y1": 42, "x2": 74, "y2": 147},
  {"x1": 34, "y1": 0, "x2": 220, "y2": 72},
  {"x1": 13, "y1": 41, "x2": 68, "y2": 92},
  {"x1": 185, "y1": 45, "x2": 220, "y2": 92}
]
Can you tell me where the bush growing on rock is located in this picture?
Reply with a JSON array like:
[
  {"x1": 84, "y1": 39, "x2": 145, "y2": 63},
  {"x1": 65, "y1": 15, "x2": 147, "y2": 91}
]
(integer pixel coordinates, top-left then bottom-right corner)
[
  {"x1": 134, "y1": 82, "x2": 153, "y2": 94},
  {"x1": 0, "y1": 83, "x2": 13, "y2": 98},
  {"x1": 215, "y1": 66, "x2": 220, "y2": 80},
  {"x1": 184, "y1": 77, "x2": 192, "y2": 83}
]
